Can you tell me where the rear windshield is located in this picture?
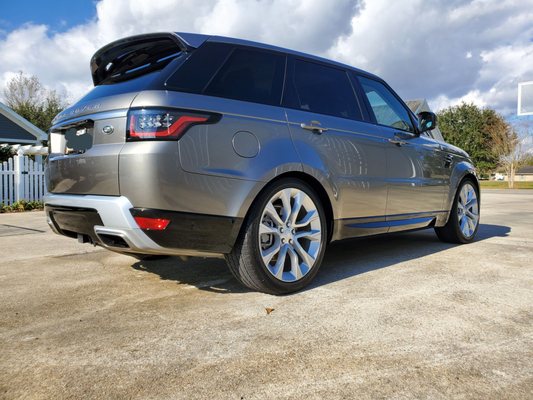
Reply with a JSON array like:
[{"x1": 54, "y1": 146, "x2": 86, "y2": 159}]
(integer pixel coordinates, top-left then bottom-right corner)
[{"x1": 76, "y1": 71, "x2": 162, "y2": 103}]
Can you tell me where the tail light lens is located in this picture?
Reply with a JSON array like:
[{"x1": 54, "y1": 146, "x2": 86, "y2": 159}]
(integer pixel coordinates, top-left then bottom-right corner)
[
  {"x1": 126, "y1": 108, "x2": 217, "y2": 141},
  {"x1": 133, "y1": 216, "x2": 170, "y2": 231}
]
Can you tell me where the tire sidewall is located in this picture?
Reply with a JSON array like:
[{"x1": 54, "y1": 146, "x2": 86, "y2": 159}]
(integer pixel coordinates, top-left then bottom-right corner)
[{"x1": 451, "y1": 178, "x2": 480, "y2": 244}]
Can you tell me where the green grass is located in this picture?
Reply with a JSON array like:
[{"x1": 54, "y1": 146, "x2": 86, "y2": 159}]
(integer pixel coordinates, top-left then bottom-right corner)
[{"x1": 479, "y1": 181, "x2": 533, "y2": 189}]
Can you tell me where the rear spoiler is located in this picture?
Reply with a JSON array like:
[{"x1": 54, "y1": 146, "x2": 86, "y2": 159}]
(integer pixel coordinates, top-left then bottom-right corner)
[{"x1": 90, "y1": 32, "x2": 209, "y2": 86}]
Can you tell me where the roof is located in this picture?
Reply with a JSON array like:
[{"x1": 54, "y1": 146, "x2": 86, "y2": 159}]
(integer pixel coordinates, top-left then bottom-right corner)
[
  {"x1": 405, "y1": 98, "x2": 445, "y2": 142},
  {"x1": 405, "y1": 99, "x2": 430, "y2": 114},
  {"x1": 517, "y1": 166, "x2": 533, "y2": 174},
  {"x1": 0, "y1": 102, "x2": 47, "y2": 144},
  {"x1": 175, "y1": 32, "x2": 381, "y2": 80}
]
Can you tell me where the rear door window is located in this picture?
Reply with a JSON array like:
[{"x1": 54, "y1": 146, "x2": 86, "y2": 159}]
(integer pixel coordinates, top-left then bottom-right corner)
[
  {"x1": 204, "y1": 48, "x2": 285, "y2": 106},
  {"x1": 357, "y1": 76, "x2": 414, "y2": 132},
  {"x1": 283, "y1": 59, "x2": 362, "y2": 120}
]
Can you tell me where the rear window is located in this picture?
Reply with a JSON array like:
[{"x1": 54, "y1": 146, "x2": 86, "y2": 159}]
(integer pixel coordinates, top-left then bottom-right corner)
[
  {"x1": 284, "y1": 59, "x2": 362, "y2": 120},
  {"x1": 76, "y1": 71, "x2": 162, "y2": 103},
  {"x1": 204, "y1": 48, "x2": 285, "y2": 106}
]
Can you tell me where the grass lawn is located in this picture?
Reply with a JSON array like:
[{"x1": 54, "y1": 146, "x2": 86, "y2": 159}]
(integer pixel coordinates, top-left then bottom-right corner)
[{"x1": 479, "y1": 181, "x2": 533, "y2": 189}]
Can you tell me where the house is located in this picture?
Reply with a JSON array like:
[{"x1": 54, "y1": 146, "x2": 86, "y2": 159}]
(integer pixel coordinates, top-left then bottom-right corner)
[
  {"x1": 508, "y1": 166, "x2": 533, "y2": 182},
  {"x1": 0, "y1": 101, "x2": 47, "y2": 145},
  {"x1": 405, "y1": 98, "x2": 445, "y2": 142}
]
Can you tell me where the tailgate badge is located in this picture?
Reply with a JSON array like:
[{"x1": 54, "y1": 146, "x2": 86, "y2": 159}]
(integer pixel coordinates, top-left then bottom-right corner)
[{"x1": 102, "y1": 125, "x2": 114, "y2": 135}]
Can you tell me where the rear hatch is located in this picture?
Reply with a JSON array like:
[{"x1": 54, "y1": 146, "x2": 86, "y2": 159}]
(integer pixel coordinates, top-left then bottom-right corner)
[{"x1": 47, "y1": 33, "x2": 194, "y2": 195}]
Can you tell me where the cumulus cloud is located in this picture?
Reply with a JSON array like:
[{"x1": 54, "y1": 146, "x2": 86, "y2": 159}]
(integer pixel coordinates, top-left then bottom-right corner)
[{"x1": 0, "y1": 0, "x2": 532, "y2": 116}]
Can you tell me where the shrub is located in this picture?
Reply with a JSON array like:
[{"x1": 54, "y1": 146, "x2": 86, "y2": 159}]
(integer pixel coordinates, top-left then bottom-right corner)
[{"x1": 0, "y1": 200, "x2": 44, "y2": 213}]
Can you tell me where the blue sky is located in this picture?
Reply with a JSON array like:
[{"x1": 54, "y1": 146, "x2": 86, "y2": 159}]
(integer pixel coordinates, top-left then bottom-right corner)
[{"x1": 0, "y1": 0, "x2": 96, "y2": 35}]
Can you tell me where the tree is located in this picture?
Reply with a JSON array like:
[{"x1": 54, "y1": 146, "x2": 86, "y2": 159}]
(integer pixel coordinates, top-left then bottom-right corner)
[
  {"x1": 437, "y1": 103, "x2": 515, "y2": 177},
  {"x1": 3, "y1": 72, "x2": 66, "y2": 133},
  {"x1": 498, "y1": 121, "x2": 533, "y2": 188},
  {"x1": 499, "y1": 141, "x2": 529, "y2": 188},
  {"x1": 0, "y1": 145, "x2": 15, "y2": 163}
]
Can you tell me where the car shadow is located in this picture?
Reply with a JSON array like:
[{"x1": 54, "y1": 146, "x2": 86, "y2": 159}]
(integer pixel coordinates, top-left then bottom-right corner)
[{"x1": 130, "y1": 223, "x2": 510, "y2": 294}]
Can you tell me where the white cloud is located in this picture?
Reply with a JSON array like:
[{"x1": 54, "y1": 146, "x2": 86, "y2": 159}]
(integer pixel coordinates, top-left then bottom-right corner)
[{"x1": 0, "y1": 0, "x2": 532, "y2": 117}]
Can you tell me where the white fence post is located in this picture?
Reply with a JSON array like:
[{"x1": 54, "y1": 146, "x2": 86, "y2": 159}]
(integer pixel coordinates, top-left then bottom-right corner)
[{"x1": 13, "y1": 150, "x2": 24, "y2": 203}]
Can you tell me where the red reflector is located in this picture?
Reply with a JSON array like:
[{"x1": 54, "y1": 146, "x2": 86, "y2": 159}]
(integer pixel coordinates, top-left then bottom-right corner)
[{"x1": 134, "y1": 216, "x2": 170, "y2": 231}]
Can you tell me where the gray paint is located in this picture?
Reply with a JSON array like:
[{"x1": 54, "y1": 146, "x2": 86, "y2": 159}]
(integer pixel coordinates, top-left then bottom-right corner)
[{"x1": 44, "y1": 31, "x2": 479, "y2": 258}]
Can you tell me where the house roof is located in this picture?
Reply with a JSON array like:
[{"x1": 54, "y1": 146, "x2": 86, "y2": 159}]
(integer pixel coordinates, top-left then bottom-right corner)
[
  {"x1": 0, "y1": 101, "x2": 47, "y2": 144},
  {"x1": 517, "y1": 166, "x2": 533, "y2": 174},
  {"x1": 405, "y1": 99, "x2": 431, "y2": 114}
]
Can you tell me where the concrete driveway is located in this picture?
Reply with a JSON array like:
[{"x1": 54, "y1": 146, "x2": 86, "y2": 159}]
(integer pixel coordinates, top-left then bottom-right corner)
[{"x1": 1, "y1": 190, "x2": 532, "y2": 399}]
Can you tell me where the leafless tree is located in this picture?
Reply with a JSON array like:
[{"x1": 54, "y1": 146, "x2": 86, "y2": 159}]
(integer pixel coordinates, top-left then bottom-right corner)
[
  {"x1": 3, "y1": 71, "x2": 45, "y2": 109},
  {"x1": 2, "y1": 71, "x2": 66, "y2": 132},
  {"x1": 498, "y1": 123, "x2": 532, "y2": 188}
]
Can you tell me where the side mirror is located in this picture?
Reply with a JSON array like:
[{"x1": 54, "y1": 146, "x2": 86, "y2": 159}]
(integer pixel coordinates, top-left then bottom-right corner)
[{"x1": 418, "y1": 111, "x2": 437, "y2": 133}]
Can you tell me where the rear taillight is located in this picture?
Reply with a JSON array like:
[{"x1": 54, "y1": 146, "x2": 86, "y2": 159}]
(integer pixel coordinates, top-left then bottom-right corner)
[{"x1": 126, "y1": 108, "x2": 217, "y2": 141}]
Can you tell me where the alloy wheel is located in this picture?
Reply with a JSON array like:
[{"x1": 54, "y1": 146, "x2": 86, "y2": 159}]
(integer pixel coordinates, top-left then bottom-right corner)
[
  {"x1": 457, "y1": 182, "x2": 479, "y2": 238},
  {"x1": 258, "y1": 188, "x2": 322, "y2": 282}
]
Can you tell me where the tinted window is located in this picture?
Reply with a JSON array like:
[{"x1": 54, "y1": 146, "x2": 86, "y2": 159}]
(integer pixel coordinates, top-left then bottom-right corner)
[
  {"x1": 165, "y1": 42, "x2": 232, "y2": 93},
  {"x1": 78, "y1": 71, "x2": 162, "y2": 103},
  {"x1": 204, "y1": 48, "x2": 285, "y2": 105},
  {"x1": 358, "y1": 76, "x2": 414, "y2": 132},
  {"x1": 284, "y1": 60, "x2": 361, "y2": 120}
]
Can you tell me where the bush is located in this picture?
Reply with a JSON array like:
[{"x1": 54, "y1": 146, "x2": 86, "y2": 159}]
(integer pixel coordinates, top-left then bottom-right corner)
[
  {"x1": 0, "y1": 145, "x2": 15, "y2": 163},
  {"x1": 0, "y1": 200, "x2": 44, "y2": 213}
]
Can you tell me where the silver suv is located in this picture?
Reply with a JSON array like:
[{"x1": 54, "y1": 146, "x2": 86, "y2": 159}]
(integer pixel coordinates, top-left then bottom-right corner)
[{"x1": 44, "y1": 32, "x2": 480, "y2": 294}]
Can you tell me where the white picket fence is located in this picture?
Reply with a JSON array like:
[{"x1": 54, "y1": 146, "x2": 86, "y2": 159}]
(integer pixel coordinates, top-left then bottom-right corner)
[{"x1": 0, "y1": 154, "x2": 46, "y2": 205}]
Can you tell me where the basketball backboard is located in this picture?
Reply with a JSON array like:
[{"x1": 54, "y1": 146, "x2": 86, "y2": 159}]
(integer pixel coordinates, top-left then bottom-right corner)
[{"x1": 518, "y1": 81, "x2": 533, "y2": 116}]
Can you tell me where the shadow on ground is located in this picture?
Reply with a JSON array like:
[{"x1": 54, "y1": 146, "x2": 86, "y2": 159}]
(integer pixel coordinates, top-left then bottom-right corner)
[{"x1": 130, "y1": 223, "x2": 510, "y2": 294}]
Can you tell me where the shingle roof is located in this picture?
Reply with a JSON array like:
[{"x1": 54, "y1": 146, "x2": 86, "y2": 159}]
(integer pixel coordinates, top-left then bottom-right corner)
[{"x1": 517, "y1": 166, "x2": 533, "y2": 174}]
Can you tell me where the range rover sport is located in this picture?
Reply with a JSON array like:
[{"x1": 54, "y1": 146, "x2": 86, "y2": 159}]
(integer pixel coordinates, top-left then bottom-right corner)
[{"x1": 44, "y1": 32, "x2": 480, "y2": 294}]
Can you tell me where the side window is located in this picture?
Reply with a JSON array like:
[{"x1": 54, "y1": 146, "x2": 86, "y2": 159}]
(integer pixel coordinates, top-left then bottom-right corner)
[
  {"x1": 358, "y1": 76, "x2": 414, "y2": 132},
  {"x1": 284, "y1": 59, "x2": 362, "y2": 120},
  {"x1": 204, "y1": 48, "x2": 285, "y2": 106},
  {"x1": 165, "y1": 42, "x2": 232, "y2": 93}
]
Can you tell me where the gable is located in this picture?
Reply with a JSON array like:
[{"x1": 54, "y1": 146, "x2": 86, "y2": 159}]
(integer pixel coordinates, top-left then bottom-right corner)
[
  {"x1": 0, "y1": 102, "x2": 47, "y2": 144},
  {"x1": 0, "y1": 113, "x2": 38, "y2": 142}
]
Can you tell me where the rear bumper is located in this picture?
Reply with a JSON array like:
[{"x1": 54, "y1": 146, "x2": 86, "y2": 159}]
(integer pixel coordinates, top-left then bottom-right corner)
[{"x1": 44, "y1": 194, "x2": 242, "y2": 257}]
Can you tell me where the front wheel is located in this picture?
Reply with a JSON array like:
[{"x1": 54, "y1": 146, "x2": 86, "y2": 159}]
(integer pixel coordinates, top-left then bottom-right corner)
[
  {"x1": 435, "y1": 178, "x2": 480, "y2": 244},
  {"x1": 225, "y1": 178, "x2": 328, "y2": 294}
]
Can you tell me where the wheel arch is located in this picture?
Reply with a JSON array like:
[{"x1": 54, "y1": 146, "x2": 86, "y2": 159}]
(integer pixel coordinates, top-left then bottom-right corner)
[
  {"x1": 238, "y1": 171, "x2": 335, "y2": 243},
  {"x1": 441, "y1": 161, "x2": 479, "y2": 226}
]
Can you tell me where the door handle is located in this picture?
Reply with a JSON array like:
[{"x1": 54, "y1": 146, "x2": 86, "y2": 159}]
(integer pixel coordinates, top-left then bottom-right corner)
[
  {"x1": 300, "y1": 121, "x2": 328, "y2": 134},
  {"x1": 444, "y1": 154, "x2": 454, "y2": 168},
  {"x1": 388, "y1": 138, "x2": 408, "y2": 146}
]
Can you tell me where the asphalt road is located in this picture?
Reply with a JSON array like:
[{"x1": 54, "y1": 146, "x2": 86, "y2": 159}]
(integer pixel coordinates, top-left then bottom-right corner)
[{"x1": 1, "y1": 190, "x2": 532, "y2": 399}]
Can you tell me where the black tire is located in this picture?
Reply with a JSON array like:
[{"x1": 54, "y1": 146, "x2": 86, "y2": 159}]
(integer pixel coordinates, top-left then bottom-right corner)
[
  {"x1": 225, "y1": 178, "x2": 328, "y2": 294},
  {"x1": 435, "y1": 178, "x2": 480, "y2": 244}
]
